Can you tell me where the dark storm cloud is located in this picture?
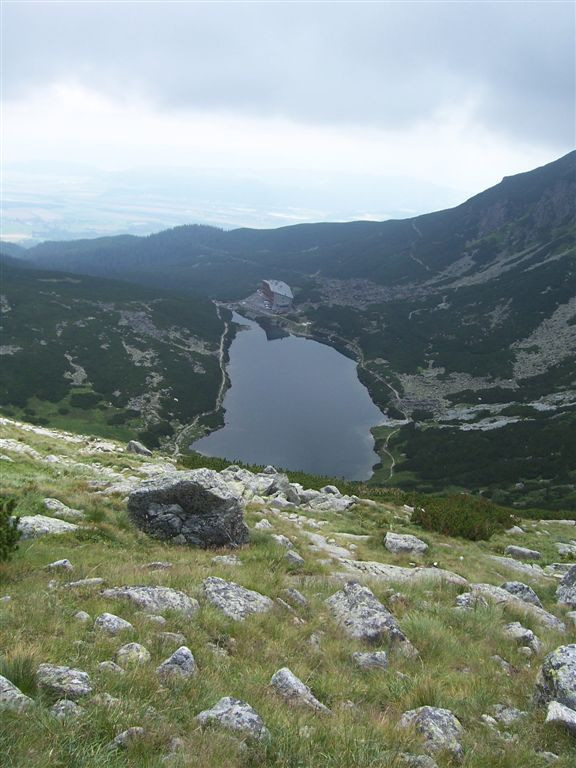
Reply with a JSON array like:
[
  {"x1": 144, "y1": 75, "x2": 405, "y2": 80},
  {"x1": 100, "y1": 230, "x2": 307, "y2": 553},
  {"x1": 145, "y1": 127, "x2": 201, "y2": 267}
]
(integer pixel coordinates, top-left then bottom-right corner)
[{"x1": 3, "y1": 1, "x2": 574, "y2": 147}]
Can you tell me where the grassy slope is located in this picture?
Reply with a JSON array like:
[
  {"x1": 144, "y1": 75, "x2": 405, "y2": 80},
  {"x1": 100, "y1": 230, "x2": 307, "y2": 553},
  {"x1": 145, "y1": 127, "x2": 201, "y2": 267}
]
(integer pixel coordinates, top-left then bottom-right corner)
[
  {"x1": 1, "y1": 419, "x2": 575, "y2": 767},
  {"x1": 0, "y1": 264, "x2": 226, "y2": 447}
]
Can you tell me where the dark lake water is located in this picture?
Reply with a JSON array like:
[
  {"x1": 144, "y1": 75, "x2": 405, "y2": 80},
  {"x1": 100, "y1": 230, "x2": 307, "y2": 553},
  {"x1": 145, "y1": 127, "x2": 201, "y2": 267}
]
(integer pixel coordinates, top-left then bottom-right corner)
[{"x1": 191, "y1": 313, "x2": 385, "y2": 479}]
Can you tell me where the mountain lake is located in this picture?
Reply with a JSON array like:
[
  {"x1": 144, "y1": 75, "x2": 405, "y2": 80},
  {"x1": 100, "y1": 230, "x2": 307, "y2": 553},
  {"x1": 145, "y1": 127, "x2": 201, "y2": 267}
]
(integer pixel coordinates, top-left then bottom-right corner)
[{"x1": 191, "y1": 313, "x2": 386, "y2": 479}]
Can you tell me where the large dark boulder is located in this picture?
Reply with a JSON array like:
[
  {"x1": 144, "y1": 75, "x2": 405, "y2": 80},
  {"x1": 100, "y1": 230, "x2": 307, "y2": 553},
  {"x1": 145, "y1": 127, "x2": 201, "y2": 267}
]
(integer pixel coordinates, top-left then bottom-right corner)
[{"x1": 127, "y1": 469, "x2": 250, "y2": 548}]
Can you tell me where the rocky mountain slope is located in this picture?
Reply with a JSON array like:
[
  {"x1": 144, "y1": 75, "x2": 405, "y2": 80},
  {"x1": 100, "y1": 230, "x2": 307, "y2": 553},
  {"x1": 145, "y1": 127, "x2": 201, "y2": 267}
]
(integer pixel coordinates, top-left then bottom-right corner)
[
  {"x1": 0, "y1": 263, "x2": 229, "y2": 448},
  {"x1": 4, "y1": 151, "x2": 575, "y2": 507},
  {"x1": 1, "y1": 417, "x2": 576, "y2": 767}
]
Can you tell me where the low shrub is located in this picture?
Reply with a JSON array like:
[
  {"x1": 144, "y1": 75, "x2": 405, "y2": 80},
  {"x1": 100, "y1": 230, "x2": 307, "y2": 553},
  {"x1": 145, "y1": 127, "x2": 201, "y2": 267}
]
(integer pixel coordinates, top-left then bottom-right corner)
[
  {"x1": 0, "y1": 495, "x2": 20, "y2": 562},
  {"x1": 411, "y1": 493, "x2": 515, "y2": 541}
]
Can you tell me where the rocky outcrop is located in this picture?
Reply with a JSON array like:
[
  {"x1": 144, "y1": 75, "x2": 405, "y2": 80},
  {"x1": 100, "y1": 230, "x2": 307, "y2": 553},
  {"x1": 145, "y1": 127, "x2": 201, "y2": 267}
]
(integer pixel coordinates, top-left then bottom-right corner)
[
  {"x1": 556, "y1": 564, "x2": 576, "y2": 608},
  {"x1": 0, "y1": 674, "x2": 33, "y2": 712},
  {"x1": 195, "y1": 696, "x2": 269, "y2": 740},
  {"x1": 43, "y1": 498, "x2": 85, "y2": 520},
  {"x1": 500, "y1": 581, "x2": 543, "y2": 607},
  {"x1": 504, "y1": 545, "x2": 542, "y2": 561},
  {"x1": 325, "y1": 582, "x2": 417, "y2": 655},
  {"x1": 337, "y1": 559, "x2": 466, "y2": 586},
  {"x1": 399, "y1": 706, "x2": 464, "y2": 760},
  {"x1": 203, "y1": 577, "x2": 274, "y2": 621},
  {"x1": 126, "y1": 440, "x2": 153, "y2": 456},
  {"x1": 36, "y1": 665, "x2": 92, "y2": 700},
  {"x1": 503, "y1": 622, "x2": 541, "y2": 654},
  {"x1": 384, "y1": 532, "x2": 428, "y2": 555},
  {"x1": 535, "y1": 644, "x2": 576, "y2": 710},
  {"x1": 469, "y1": 584, "x2": 565, "y2": 631},
  {"x1": 269, "y1": 667, "x2": 331, "y2": 713},
  {"x1": 128, "y1": 469, "x2": 250, "y2": 548},
  {"x1": 101, "y1": 585, "x2": 199, "y2": 617},
  {"x1": 545, "y1": 700, "x2": 576, "y2": 733}
]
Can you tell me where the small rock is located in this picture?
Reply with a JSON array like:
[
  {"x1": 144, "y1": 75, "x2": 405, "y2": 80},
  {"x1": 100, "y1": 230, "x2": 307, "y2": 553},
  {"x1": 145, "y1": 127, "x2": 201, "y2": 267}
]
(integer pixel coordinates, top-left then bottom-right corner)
[
  {"x1": 94, "y1": 613, "x2": 134, "y2": 635},
  {"x1": 113, "y1": 726, "x2": 146, "y2": 749},
  {"x1": 505, "y1": 526, "x2": 524, "y2": 535},
  {"x1": 142, "y1": 561, "x2": 173, "y2": 570},
  {"x1": 254, "y1": 519, "x2": 273, "y2": 530},
  {"x1": 116, "y1": 643, "x2": 151, "y2": 667},
  {"x1": 50, "y1": 699, "x2": 84, "y2": 719},
  {"x1": 92, "y1": 692, "x2": 121, "y2": 707},
  {"x1": 269, "y1": 667, "x2": 330, "y2": 713},
  {"x1": 156, "y1": 646, "x2": 197, "y2": 681},
  {"x1": 504, "y1": 545, "x2": 542, "y2": 561},
  {"x1": 351, "y1": 651, "x2": 388, "y2": 670},
  {"x1": 399, "y1": 706, "x2": 463, "y2": 759},
  {"x1": 37, "y1": 664, "x2": 92, "y2": 700},
  {"x1": 144, "y1": 614, "x2": 167, "y2": 626},
  {"x1": 262, "y1": 465, "x2": 277, "y2": 474},
  {"x1": 212, "y1": 555, "x2": 241, "y2": 566},
  {"x1": 63, "y1": 577, "x2": 105, "y2": 589},
  {"x1": 98, "y1": 661, "x2": 126, "y2": 675},
  {"x1": 503, "y1": 622, "x2": 542, "y2": 654},
  {"x1": 282, "y1": 588, "x2": 308, "y2": 607},
  {"x1": 195, "y1": 696, "x2": 268, "y2": 740},
  {"x1": 285, "y1": 550, "x2": 305, "y2": 566},
  {"x1": 545, "y1": 700, "x2": 576, "y2": 733},
  {"x1": 385, "y1": 532, "x2": 428, "y2": 555},
  {"x1": 45, "y1": 559, "x2": 74, "y2": 572},
  {"x1": 203, "y1": 577, "x2": 273, "y2": 621},
  {"x1": 320, "y1": 485, "x2": 340, "y2": 495},
  {"x1": 127, "y1": 440, "x2": 153, "y2": 456},
  {"x1": 400, "y1": 755, "x2": 439, "y2": 768},
  {"x1": 0, "y1": 674, "x2": 33, "y2": 712},
  {"x1": 454, "y1": 592, "x2": 488, "y2": 611},
  {"x1": 271, "y1": 534, "x2": 293, "y2": 548},
  {"x1": 491, "y1": 655, "x2": 514, "y2": 675},
  {"x1": 43, "y1": 498, "x2": 84, "y2": 520},
  {"x1": 492, "y1": 704, "x2": 527, "y2": 725},
  {"x1": 157, "y1": 631, "x2": 188, "y2": 646},
  {"x1": 73, "y1": 610, "x2": 91, "y2": 623},
  {"x1": 500, "y1": 581, "x2": 543, "y2": 608},
  {"x1": 537, "y1": 752, "x2": 559, "y2": 763},
  {"x1": 0, "y1": 595, "x2": 11, "y2": 604}
]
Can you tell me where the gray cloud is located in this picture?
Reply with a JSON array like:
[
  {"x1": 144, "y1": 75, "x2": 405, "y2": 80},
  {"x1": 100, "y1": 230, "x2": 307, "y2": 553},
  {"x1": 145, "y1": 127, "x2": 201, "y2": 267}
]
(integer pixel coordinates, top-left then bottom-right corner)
[{"x1": 3, "y1": 1, "x2": 574, "y2": 147}]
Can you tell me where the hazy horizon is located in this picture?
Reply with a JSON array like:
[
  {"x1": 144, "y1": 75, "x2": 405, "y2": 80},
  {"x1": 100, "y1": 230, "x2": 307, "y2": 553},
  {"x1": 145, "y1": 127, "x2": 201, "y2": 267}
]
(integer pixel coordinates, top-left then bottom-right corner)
[{"x1": 2, "y1": 1, "x2": 574, "y2": 243}]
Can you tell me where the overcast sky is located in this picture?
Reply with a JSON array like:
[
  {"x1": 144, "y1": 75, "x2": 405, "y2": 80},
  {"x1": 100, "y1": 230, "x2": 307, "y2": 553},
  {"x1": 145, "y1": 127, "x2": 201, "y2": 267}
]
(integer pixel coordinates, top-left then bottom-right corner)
[{"x1": 2, "y1": 1, "x2": 575, "y2": 237}]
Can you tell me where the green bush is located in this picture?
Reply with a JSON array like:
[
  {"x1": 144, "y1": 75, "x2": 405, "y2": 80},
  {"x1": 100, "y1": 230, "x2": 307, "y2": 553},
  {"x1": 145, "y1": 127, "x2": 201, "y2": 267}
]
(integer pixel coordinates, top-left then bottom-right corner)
[
  {"x1": 0, "y1": 495, "x2": 20, "y2": 561},
  {"x1": 411, "y1": 493, "x2": 514, "y2": 541}
]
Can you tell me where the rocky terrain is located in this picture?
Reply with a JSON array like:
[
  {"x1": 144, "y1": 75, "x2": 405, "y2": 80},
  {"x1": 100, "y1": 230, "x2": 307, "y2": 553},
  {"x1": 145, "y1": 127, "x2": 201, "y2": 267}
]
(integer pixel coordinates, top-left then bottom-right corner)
[{"x1": 1, "y1": 416, "x2": 576, "y2": 767}]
